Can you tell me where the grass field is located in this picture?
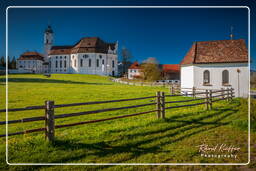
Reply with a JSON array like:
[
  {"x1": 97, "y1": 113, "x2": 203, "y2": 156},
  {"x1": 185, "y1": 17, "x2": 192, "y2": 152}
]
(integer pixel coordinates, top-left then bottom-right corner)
[{"x1": 0, "y1": 74, "x2": 255, "y2": 171}]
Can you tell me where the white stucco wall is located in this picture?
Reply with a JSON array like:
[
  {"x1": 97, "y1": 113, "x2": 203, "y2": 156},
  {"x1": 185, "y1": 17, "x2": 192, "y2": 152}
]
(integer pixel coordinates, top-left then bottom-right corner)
[
  {"x1": 49, "y1": 54, "x2": 70, "y2": 73},
  {"x1": 17, "y1": 60, "x2": 43, "y2": 73},
  {"x1": 128, "y1": 69, "x2": 141, "y2": 79},
  {"x1": 180, "y1": 65, "x2": 194, "y2": 88},
  {"x1": 181, "y1": 63, "x2": 249, "y2": 97},
  {"x1": 48, "y1": 52, "x2": 118, "y2": 76}
]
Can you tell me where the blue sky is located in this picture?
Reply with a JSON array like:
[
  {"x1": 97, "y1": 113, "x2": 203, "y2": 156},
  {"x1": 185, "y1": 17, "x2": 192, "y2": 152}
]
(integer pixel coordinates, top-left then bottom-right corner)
[{"x1": 0, "y1": 0, "x2": 255, "y2": 69}]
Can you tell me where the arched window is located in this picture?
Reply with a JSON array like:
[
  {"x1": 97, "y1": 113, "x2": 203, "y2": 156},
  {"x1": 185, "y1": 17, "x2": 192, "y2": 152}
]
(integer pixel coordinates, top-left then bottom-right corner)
[
  {"x1": 96, "y1": 59, "x2": 99, "y2": 67},
  {"x1": 80, "y1": 59, "x2": 83, "y2": 67},
  {"x1": 222, "y1": 70, "x2": 229, "y2": 84},
  {"x1": 89, "y1": 59, "x2": 91, "y2": 67},
  {"x1": 112, "y1": 60, "x2": 115, "y2": 68},
  {"x1": 203, "y1": 70, "x2": 210, "y2": 84}
]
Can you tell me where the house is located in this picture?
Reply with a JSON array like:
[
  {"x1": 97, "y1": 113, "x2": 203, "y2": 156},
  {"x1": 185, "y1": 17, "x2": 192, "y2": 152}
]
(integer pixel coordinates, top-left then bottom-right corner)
[
  {"x1": 16, "y1": 52, "x2": 44, "y2": 73},
  {"x1": 128, "y1": 61, "x2": 142, "y2": 79},
  {"x1": 17, "y1": 25, "x2": 118, "y2": 76},
  {"x1": 162, "y1": 64, "x2": 180, "y2": 80},
  {"x1": 180, "y1": 39, "x2": 249, "y2": 97}
]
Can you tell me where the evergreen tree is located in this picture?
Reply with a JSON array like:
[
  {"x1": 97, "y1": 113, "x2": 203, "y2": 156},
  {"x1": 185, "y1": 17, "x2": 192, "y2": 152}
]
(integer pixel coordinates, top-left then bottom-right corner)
[
  {"x1": 0, "y1": 56, "x2": 5, "y2": 67},
  {"x1": 10, "y1": 56, "x2": 16, "y2": 69},
  {"x1": 7, "y1": 56, "x2": 11, "y2": 69}
]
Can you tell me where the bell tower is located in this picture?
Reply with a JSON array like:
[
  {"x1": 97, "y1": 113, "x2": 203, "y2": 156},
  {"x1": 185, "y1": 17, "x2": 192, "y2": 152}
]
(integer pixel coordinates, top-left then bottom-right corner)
[{"x1": 44, "y1": 25, "x2": 53, "y2": 60}]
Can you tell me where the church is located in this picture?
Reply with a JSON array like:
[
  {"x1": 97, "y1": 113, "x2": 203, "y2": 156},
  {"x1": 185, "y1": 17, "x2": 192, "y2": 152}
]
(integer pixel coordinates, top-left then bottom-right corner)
[{"x1": 17, "y1": 25, "x2": 118, "y2": 76}]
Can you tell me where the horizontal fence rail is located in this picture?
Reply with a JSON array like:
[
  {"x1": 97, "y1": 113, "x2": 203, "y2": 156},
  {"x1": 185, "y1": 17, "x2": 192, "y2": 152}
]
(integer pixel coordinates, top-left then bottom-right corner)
[
  {"x1": 0, "y1": 87, "x2": 234, "y2": 142},
  {"x1": 165, "y1": 102, "x2": 207, "y2": 110},
  {"x1": 54, "y1": 102, "x2": 156, "y2": 119}
]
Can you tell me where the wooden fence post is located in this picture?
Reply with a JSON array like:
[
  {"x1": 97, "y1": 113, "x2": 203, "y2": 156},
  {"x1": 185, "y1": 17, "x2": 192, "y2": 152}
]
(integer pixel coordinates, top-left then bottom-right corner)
[
  {"x1": 192, "y1": 87, "x2": 196, "y2": 99},
  {"x1": 45, "y1": 100, "x2": 55, "y2": 142},
  {"x1": 221, "y1": 88, "x2": 224, "y2": 99},
  {"x1": 205, "y1": 90, "x2": 209, "y2": 110},
  {"x1": 160, "y1": 92, "x2": 165, "y2": 119},
  {"x1": 170, "y1": 85, "x2": 174, "y2": 95},
  {"x1": 209, "y1": 90, "x2": 213, "y2": 110},
  {"x1": 156, "y1": 92, "x2": 161, "y2": 119},
  {"x1": 226, "y1": 88, "x2": 229, "y2": 102},
  {"x1": 231, "y1": 88, "x2": 233, "y2": 100}
]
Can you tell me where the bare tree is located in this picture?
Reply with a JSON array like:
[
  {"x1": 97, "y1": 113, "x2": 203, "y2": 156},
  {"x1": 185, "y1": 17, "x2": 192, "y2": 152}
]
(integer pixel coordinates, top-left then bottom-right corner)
[{"x1": 121, "y1": 47, "x2": 133, "y2": 75}]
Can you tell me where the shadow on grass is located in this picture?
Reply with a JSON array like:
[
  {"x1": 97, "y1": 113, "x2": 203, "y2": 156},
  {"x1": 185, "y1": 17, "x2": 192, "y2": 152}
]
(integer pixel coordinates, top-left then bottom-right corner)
[
  {"x1": 0, "y1": 78, "x2": 112, "y2": 85},
  {"x1": 7, "y1": 100, "x2": 241, "y2": 170},
  {"x1": 42, "y1": 104, "x2": 238, "y2": 165}
]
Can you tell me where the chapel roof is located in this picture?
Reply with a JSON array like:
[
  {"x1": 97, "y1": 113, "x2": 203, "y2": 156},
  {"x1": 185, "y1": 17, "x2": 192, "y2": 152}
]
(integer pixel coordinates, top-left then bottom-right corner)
[{"x1": 180, "y1": 39, "x2": 248, "y2": 65}]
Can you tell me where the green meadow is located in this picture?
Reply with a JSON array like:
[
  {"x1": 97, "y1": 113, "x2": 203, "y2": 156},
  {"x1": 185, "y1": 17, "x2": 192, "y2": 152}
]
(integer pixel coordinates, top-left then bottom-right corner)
[{"x1": 0, "y1": 74, "x2": 254, "y2": 171}]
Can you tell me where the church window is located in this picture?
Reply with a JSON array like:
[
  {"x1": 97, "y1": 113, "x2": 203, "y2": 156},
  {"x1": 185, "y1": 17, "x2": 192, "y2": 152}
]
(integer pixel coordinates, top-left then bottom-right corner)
[
  {"x1": 99, "y1": 55, "x2": 102, "y2": 59},
  {"x1": 222, "y1": 70, "x2": 229, "y2": 85},
  {"x1": 55, "y1": 61, "x2": 58, "y2": 68},
  {"x1": 97, "y1": 59, "x2": 99, "y2": 67},
  {"x1": 203, "y1": 70, "x2": 210, "y2": 84},
  {"x1": 89, "y1": 59, "x2": 91, "y2": 67},
  {"x1": 60, "y1": 61, "x2": 62, "y2": 68},
  {"x1": 102, "y1": 60, "x2": 104, "y2": 65},
  {"x1": 80, "y1": 59, "x2": 83, "y2": 67},
  {"x1": 64, "y1": 61, "x2": 66, "y2": 68},
  {"x1": 112, "y1": 60, "x2": 115, "y2": 68}
]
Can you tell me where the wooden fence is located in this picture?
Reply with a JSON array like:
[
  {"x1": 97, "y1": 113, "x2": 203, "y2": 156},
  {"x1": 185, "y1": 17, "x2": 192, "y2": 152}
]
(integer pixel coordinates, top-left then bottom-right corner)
[
  {"x1": 0, "y1": 88, "x2": 234, "y2": 142},
  {"x1": 111, "y1": 78, "x2": 180, "y2": 88}
]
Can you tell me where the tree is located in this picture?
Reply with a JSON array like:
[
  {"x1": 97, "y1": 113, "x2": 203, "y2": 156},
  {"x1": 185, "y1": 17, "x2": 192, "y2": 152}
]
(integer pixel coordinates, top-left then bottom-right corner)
[
  {"x1": 10, "y1": 56, "x2": 16, "y2": 69},
  {"x1": 0, "y1": 56, "x2": 5, "y2": 67},
  {"x1": 141, "y1": 57, "x2": 161, "y2": 81},
  {"x1": 121, "y1": 47, "x2": 133, "y2": 75},
  {"x1": 7, "y1": 56, "x2": 11, "y2": 69}
]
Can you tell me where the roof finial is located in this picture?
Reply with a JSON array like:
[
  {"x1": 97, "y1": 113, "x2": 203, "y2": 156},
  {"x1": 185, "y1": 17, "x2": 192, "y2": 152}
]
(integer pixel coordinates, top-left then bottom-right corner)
[{"x1": 230, "y1": 26, "x2": 234, "y2": 40}]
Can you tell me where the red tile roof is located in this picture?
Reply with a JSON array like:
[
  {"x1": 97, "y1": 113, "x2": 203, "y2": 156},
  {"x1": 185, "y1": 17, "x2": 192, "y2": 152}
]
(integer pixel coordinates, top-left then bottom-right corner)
[
  {"x1": 49, "y1": 37, "x2": 116, "y2": 55},
  {"x1": 181, "y1": 39, "x2": 248, "y2": 65},
  {"x1": 129, "y1": 61, "x2": 141, "y2": 69},
  {"x1": 71, "y1": 37, "x2": 115, "y2": 54},
  {"x1": 18, "y1": 51, "x2": 44, "y2": 61},
  {"x1": 49, "y1": 46, "x2": 73, "y2": 55},
  {"x1": 163, "y1": 64, "x2": 180, "y2": 72}
]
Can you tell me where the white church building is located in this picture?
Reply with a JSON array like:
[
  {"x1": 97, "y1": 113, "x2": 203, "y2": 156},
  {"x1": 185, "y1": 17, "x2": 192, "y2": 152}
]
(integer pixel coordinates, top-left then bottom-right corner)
[
  {"x1": 180, "y1": 39, "x2": 249, "y2": 97},
  {"x1": 17, "y1": 25, "x2": 118, "y2": 76}
]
